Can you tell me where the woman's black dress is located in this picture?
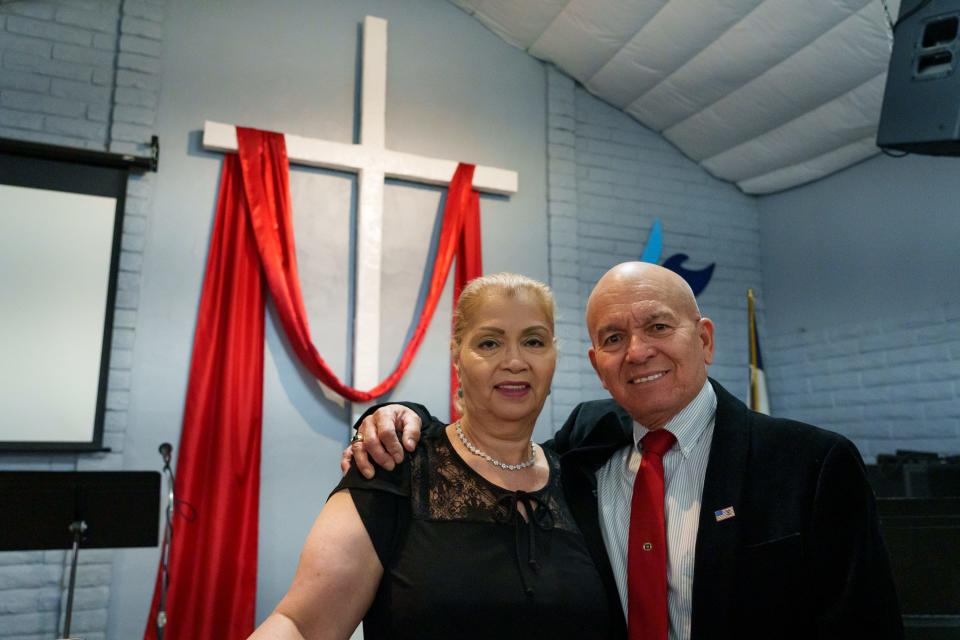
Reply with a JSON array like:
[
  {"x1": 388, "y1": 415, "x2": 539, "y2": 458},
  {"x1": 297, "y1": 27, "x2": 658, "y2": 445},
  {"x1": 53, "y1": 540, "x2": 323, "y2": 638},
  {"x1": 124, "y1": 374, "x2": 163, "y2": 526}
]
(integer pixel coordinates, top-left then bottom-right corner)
[{"x1": 335, "y1": 426, "x2": 620, "y2": 639}]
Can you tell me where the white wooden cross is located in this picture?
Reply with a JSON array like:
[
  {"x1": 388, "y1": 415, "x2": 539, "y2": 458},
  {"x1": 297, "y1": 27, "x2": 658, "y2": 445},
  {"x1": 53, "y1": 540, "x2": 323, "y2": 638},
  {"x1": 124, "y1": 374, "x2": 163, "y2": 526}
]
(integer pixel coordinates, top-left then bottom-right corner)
[{"x1": 202, "y1": 16, "x2": 518, "y2": 421}]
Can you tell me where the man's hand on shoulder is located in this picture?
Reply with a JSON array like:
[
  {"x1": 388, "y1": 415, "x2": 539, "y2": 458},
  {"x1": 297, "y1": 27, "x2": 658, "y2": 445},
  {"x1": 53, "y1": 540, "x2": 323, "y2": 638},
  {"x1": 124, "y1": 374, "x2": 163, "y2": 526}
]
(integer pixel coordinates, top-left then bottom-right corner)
[{"x1": 340, "y1": 404, "x2": 423, "y2": 478}]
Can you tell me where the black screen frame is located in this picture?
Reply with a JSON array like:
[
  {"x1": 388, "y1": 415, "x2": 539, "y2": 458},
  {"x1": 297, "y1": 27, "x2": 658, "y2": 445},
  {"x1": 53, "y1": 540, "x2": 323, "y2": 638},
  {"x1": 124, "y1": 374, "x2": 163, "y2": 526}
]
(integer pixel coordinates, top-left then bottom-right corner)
[{"x1": 0, "y1": 138, "x2": 151, "y2": 452}]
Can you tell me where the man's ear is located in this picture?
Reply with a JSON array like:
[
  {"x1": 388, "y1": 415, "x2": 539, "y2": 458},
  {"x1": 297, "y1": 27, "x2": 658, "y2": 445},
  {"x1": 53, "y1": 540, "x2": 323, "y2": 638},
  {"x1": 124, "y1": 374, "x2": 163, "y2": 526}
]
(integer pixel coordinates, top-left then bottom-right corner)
[
  {"x1": 698, "y1": 317, "x2": 715, "y2": 365},
  {"x1": 588, "y1": 347, "x2": 608, "y2": 390}
]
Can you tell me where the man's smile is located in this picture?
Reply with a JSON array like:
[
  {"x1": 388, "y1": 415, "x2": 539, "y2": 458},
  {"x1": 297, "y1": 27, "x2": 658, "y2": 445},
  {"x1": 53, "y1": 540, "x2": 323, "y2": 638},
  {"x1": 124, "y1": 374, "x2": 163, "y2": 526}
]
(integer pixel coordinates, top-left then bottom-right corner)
[{"x1": 628, "y1": 371, "x2": 667, "y2": 384}]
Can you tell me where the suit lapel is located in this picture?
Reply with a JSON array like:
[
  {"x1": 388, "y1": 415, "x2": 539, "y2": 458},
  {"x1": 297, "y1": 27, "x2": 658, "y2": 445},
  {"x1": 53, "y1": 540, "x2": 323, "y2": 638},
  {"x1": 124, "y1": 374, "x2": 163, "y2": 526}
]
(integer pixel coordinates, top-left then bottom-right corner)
[
  {"x1": 560, "y1": 408, "x2": 632, "y2": 632},
  {"x1": 690, "y1": 380, "x2": 751, "y2": 639}
]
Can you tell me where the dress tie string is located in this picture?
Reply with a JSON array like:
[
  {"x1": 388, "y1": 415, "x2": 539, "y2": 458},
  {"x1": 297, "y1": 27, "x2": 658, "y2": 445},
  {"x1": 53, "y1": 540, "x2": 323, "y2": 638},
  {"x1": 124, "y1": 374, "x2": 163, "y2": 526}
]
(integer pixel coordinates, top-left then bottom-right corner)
[{"x1": 496, "y1": 491, "x2": 555, "y2": 597}]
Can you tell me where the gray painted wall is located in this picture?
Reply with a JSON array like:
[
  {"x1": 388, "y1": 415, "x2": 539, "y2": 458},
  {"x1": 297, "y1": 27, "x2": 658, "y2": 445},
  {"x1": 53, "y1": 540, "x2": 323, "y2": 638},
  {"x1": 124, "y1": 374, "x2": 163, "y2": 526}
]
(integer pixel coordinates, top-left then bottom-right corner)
[
  {"x1": 760, "y1": 153, "x2": 960, "y2": 334},
  {"x1": 758, "y1": 154, "x2": 960, "y2": 458}
]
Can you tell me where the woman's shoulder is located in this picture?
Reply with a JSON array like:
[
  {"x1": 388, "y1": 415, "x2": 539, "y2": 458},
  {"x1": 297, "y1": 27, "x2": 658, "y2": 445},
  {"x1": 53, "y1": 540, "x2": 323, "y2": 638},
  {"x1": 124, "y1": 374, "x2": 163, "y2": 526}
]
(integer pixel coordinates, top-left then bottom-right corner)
[{"x1": 334, "y1": 450, "x2": 417, "y2": 499}]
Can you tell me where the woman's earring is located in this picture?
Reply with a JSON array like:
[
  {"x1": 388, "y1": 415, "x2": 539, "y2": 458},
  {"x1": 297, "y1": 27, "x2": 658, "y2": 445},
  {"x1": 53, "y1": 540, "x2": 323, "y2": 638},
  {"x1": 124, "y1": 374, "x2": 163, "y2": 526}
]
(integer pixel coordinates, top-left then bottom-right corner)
[{"x1": 457, "y1": 386, "x2": 463, "y2": 399}]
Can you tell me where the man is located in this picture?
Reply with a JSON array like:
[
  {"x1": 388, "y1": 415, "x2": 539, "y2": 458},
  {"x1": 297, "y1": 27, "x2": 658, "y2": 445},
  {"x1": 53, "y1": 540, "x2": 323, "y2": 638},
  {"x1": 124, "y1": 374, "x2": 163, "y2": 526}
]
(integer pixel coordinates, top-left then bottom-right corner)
[{"x1": 347, "y1": 262, "x2": 903, "y2": 639}]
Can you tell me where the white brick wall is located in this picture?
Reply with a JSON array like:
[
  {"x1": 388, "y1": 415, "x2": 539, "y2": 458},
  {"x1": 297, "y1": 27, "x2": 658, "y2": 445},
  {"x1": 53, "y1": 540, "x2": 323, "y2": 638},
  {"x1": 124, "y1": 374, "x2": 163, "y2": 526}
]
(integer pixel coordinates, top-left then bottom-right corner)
[
  {"x1": 545, "y1": 65, "x2": 765, "y2": 428},
  {"x1": 766, "y1": 303, "x2": 960, "y2": 460},
  {"x1": 545, "y1": 66, "x2": 582, "y2": 426},
  {"x1": 0, "y1": 0, "x2": 164, "y2": 635}
]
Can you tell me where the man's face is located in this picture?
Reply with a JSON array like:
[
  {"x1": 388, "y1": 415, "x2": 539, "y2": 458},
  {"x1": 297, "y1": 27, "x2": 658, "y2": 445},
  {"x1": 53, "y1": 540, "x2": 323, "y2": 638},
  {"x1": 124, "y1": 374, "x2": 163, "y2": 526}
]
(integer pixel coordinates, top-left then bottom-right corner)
[{"x1": 587, "y1": 274, "x2": 714, "y2": 430}]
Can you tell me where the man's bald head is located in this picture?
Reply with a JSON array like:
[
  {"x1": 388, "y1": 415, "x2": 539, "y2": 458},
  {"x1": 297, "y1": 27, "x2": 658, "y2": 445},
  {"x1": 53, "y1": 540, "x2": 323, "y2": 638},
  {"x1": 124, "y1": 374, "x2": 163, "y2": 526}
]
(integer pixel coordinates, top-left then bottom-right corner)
[
  {"x1": 585, "y1": 261, "x2": 714, "y2": 429},
  {"x1": 586, "y1": 262, "x2": 701, "y2": 336}
]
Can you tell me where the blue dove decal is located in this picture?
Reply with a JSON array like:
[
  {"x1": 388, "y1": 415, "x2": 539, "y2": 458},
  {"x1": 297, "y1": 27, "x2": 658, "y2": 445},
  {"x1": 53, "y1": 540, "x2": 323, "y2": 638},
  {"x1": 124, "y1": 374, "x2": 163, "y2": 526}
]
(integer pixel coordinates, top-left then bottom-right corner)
[{"x1": 639, "y1": 219, "x2": 715, "y2": 296}]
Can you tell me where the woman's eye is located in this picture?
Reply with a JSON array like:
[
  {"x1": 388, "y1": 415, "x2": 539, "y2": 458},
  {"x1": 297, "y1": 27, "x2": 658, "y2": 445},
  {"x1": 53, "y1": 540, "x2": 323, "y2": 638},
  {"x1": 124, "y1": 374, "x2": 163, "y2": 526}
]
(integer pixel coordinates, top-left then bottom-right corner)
[
  {"x1": 524, "y1": 337, "x2": 545, "y2": 348},
  {"x1": 478, "y1": 339, "x2": 499, "y2": 349}
]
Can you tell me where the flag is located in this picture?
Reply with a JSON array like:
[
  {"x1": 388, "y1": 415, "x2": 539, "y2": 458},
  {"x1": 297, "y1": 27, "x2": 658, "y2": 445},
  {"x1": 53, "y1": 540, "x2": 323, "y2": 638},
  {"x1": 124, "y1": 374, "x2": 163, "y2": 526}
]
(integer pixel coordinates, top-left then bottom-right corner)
[
  {"x1": 714, "y1": 506, "x2": 736, "y2": 522},
  {"x1": 747, "y1": 288, "x2": 770, "y2": 415}
]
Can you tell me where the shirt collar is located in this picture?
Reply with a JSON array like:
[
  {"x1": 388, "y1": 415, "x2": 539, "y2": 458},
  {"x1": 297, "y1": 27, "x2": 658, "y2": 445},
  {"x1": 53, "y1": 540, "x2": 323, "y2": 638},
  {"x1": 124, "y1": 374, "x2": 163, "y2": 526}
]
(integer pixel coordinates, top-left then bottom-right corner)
[{"x1": 633, "y1": 379, "x2": 716, "y2": 458}]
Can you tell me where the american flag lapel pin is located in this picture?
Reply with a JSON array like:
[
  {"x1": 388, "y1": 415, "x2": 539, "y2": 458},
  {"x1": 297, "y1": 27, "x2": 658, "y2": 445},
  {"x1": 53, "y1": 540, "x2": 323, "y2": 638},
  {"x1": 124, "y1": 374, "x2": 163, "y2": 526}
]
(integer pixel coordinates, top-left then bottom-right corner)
[{"x1": 714, "y1": 506, "x2": 735, "y2": 522}]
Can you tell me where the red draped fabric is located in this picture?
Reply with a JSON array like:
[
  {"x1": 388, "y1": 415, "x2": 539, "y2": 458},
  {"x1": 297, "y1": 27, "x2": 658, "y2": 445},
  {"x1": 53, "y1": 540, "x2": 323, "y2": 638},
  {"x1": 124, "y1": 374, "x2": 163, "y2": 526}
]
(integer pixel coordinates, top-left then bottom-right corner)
[
  {"x1": 145, "y1": 128, "x2": 482, "y2": 638},
  {"x1": 451, "y1": 188, "x2": 481, "y2": 420},
  {"x1": 143, "y1": 152, "x2": 265, "y2": 640}
]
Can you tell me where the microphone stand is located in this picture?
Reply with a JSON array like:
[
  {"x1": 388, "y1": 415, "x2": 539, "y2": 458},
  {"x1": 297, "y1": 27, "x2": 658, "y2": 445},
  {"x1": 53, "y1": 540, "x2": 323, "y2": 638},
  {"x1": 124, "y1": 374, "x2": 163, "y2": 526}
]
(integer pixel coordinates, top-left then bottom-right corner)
[
  {"x1": 157, "y1": 444, "x2": 175, "y2": 640},
  {"x1": 58, "y1": 520, "x2": 87, "y2": 640}
]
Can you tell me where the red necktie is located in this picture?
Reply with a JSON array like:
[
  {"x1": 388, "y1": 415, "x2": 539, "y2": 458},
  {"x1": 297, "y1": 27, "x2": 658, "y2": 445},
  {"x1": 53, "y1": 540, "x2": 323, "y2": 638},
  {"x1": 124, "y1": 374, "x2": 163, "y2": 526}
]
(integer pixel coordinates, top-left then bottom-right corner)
[{"x1": 627, "y1": 429, "x2": 677, "y2": 640}]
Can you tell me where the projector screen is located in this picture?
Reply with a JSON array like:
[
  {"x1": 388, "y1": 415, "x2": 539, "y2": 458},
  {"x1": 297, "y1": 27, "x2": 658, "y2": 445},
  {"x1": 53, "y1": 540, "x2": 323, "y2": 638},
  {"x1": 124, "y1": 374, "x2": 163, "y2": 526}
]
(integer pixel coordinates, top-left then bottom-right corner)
[{"x1": 0, "y1": 149, "x2": 127, "y2": 450}]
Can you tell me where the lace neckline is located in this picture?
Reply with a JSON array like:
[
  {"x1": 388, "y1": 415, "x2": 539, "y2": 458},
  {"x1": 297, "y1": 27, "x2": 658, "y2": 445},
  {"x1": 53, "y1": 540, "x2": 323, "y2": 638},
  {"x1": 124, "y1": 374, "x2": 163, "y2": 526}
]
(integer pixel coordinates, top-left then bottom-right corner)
[
  {"x1": 438, "y1": 425, "x2": 552, "y2": 497},
  {"x1": 408, "y1": 424, "x2": 577, "y2": 534}
]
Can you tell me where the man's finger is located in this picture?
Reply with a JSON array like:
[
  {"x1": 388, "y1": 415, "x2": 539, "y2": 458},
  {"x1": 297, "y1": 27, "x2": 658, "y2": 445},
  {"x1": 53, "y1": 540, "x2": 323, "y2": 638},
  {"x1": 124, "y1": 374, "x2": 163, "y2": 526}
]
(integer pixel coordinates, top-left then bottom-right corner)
[
  {"x1": 352, "y1": 440, "x2": 375, "y2": 479},
  {"x1": 340, "y1": 446, "x2": 354, "y2": 475},
  {"x1": 359, "y1": 415, "x2": 395, "y2": 471},
  {"x1": 400, "y1": 412, "x2": 422, "y2": 451},
  {"x1": 377, "y1": 412, "x2": 405, "y2": 464}
]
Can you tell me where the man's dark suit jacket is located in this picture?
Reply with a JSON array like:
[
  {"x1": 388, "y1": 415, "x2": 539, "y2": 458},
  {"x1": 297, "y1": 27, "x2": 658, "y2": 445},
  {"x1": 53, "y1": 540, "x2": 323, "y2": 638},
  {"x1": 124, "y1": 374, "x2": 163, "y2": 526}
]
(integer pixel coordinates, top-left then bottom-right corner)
[{"x1": 550, "y1": 379, "x2": 903, "y2": 640}]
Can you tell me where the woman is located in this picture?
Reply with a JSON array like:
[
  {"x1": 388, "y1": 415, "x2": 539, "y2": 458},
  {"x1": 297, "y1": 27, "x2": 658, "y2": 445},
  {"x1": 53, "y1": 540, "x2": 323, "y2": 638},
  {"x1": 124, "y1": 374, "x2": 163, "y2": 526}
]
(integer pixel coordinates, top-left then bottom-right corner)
[{"x1": 249, "y1": 273, "x2": 621, "y2": 639}]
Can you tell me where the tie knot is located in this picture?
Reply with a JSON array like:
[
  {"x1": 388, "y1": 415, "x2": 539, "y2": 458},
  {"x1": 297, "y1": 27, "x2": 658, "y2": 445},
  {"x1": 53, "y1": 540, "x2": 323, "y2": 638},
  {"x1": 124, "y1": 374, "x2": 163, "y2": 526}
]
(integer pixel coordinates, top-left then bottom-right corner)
[{"x1": 641, "y1": 429, "x2": 676, "y2": 457}]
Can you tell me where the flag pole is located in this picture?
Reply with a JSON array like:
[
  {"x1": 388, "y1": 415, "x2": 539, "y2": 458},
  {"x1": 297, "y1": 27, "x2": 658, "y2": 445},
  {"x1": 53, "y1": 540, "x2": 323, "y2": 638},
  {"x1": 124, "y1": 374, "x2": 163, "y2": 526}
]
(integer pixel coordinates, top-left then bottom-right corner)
[{"x1": 747, "y1": 288, "x2": 758, "y2": 411}]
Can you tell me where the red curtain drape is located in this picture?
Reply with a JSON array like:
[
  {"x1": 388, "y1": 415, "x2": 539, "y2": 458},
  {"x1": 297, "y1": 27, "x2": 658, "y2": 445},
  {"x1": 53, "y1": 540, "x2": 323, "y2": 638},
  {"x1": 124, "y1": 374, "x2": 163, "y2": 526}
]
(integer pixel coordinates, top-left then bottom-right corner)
[
  {"x1": 450, "y1": 188, "x2": 481, "y2": 420},
  {"x1": 143, "y1": 151, "x2": 265, "y2": 639},
  {"x1": 145, "y1": 128, "x2": 482, "y2": 638}
]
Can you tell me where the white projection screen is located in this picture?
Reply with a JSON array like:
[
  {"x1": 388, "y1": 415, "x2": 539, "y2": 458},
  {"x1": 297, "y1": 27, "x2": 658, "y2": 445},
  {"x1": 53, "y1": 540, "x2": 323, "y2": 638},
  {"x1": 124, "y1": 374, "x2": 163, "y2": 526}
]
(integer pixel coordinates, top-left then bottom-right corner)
[{"x1": 0, "y1": 147, "x2": 129, "y2": 450}]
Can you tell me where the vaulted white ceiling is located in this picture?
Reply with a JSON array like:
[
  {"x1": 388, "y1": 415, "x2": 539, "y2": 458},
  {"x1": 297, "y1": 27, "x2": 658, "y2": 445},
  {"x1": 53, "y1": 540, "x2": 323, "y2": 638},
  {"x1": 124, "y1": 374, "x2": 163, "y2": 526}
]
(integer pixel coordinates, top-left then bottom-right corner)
[{"x1": 451, "y1": 0, "x2": 901, "y2": 194}]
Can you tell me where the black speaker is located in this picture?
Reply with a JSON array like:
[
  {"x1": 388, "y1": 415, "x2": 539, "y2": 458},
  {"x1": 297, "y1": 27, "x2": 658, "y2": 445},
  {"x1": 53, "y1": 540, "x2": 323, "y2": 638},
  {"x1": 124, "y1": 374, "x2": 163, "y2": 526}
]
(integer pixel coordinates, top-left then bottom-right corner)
[{"x1": 878, "y1": 0, "x2": 960, "y2": 154}]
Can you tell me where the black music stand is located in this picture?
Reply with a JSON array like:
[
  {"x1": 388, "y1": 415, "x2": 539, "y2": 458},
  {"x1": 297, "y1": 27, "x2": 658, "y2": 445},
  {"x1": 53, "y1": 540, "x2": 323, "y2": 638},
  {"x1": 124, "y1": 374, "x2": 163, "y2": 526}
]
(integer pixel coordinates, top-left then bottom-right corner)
[{"x1": 0, "y1": 471, "x2": 160, "y2": 639}]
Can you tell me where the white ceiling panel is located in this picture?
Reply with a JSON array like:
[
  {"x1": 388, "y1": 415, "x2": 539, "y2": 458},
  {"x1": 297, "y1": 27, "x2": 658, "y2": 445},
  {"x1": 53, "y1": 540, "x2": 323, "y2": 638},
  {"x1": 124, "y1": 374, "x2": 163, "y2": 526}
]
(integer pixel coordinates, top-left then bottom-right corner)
[
  {"x1": 449, "y1": 0, "x2": 485, "y2": 12},
  {"x1": 703, "y1": 72, "x2": 886, "y2": 183},
  {"x1": 586, "y1": 0, "x2": 763, "y2": 108},
  {"x1": 662, "y1": 1, "x2": 890, "y2": 160},
  {"x1": 449, "y1": 0, "x2": 896, "y2": 194},
  {"x1": 628, "y1": 0, "x2": 871, "y2": 132},
  {"x1": 455, "y1": 0, "x2": 568, "y2": 50},
  {"x1": 528, "y1": 0, "x2": 668, "y2": 81},
  {"x1": 738, "y1": 136, "x2": 879, "y2": 193}
]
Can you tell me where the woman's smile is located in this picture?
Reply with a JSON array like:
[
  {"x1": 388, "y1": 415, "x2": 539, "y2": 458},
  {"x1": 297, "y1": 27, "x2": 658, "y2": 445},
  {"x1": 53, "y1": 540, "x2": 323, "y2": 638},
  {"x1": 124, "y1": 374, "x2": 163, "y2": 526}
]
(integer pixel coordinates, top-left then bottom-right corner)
[{"x1": 494, "y1": 381, "x2": 532, "y2": 398}]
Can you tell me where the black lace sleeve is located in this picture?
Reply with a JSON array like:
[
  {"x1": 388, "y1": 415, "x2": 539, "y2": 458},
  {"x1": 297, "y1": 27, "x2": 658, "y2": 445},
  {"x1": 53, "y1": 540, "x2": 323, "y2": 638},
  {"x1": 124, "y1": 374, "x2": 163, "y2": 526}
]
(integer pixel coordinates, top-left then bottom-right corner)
[{"x1": 332, "y1": 461, "x2": 410, "y2": 567}]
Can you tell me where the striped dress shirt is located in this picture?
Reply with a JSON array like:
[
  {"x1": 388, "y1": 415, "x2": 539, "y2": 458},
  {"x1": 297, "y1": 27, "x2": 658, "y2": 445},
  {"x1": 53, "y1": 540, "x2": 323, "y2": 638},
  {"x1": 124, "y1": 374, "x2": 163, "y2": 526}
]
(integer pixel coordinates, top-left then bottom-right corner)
[{"x1": 596, "y1": 380, "x2": 717, "y2": 640}]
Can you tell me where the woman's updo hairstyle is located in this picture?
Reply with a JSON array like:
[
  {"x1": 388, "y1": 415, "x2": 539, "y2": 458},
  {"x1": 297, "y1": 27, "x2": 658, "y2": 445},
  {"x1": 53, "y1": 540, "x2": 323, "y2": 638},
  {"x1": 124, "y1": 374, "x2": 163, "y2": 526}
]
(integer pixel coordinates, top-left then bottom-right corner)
[{"x1": 450, "y1": 272, "x2": 556, "y2": 357}]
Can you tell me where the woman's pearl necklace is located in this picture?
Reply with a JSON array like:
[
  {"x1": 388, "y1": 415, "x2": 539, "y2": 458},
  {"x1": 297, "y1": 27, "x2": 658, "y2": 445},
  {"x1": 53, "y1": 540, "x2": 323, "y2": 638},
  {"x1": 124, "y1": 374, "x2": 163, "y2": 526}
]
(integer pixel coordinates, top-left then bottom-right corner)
[{"x1": 455, "y1": 421, "x2": 536, "y2": 471}]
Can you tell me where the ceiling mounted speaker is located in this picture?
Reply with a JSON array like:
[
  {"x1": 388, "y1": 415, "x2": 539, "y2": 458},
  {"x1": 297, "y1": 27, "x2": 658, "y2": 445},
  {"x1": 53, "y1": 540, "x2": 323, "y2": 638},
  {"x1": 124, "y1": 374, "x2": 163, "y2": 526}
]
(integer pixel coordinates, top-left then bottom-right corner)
[{"x1": 878, "y1": 0, "x2": 960, "y2": 154}]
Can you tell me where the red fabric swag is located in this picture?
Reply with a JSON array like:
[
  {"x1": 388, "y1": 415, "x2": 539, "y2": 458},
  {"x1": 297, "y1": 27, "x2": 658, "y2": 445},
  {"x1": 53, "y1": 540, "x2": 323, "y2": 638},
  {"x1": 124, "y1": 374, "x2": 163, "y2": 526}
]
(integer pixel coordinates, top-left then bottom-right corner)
[
  {"x1": 145, "y1": 128, "x2": 482, "y2": 638},
  {"x1": 144, "y1": 153, "x2": 265, "y2": 640},
  {"x1": 450, "y1": 188, "x2": 481, "y2": 420}
]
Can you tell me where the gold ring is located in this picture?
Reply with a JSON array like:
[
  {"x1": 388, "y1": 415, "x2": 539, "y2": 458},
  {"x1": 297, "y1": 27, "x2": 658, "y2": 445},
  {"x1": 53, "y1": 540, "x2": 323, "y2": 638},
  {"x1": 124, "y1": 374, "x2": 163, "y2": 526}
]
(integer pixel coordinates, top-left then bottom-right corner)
[{"x1": 351, "y1": 431, "x2": 364, "y2": 444}]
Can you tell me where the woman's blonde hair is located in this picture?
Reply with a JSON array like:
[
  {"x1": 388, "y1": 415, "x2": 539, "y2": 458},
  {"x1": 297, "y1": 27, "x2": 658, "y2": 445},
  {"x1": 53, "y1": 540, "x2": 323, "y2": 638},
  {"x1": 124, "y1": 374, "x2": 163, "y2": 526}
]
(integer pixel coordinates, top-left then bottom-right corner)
[{"x1": 451, "y1": 273, "x2": 556, "y2": 413}]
